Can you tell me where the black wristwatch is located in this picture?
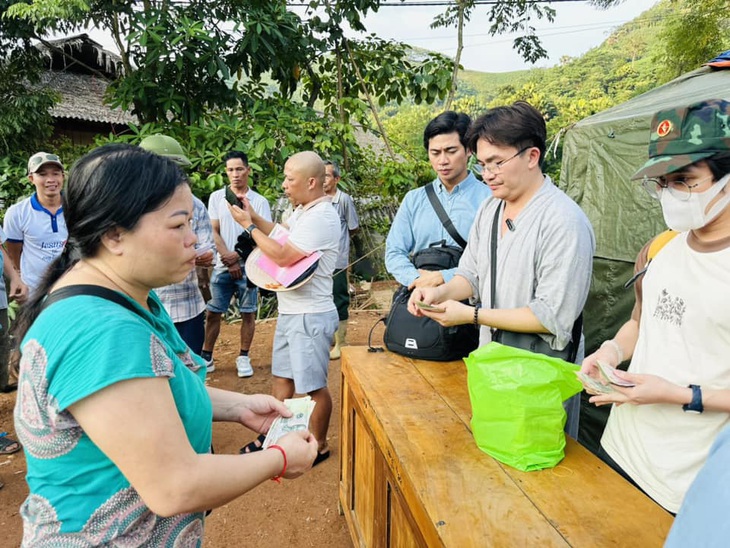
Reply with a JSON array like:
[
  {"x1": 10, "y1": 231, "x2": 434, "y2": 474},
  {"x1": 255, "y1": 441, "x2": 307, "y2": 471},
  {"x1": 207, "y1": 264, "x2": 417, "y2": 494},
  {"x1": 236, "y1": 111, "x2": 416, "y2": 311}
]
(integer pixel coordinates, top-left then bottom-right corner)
[
  {"x1": 245, "y1": 223, "x2": 257, "y2": 236},
  {"x1": 682, "y1": 384, "x2": 703, "y2": 414}
]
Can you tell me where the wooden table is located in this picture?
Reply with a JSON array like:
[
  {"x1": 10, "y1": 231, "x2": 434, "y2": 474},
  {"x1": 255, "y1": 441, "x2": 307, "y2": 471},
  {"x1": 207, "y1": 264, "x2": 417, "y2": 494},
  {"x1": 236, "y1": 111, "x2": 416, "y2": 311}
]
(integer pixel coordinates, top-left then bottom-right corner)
[{"x1": 338, "y1": 346, "x2": 673, "y2": 547}]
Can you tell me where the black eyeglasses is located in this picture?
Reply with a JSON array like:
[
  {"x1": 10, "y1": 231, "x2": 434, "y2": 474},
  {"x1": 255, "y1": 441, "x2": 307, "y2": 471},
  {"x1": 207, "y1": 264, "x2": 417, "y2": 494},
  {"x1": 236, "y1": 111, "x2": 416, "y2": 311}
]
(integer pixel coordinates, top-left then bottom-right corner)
[{"x1": 472, "y1": 146, "x2": 531, "y2": 176}]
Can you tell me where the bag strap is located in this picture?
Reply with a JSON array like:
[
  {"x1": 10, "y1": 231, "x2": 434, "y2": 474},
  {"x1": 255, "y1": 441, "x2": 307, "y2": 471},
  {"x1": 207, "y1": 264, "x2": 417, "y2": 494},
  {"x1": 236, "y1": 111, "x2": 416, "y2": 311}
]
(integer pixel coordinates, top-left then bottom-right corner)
[
  {"x1": 624, "y1": 229, "x2": 679, "y2": 289},
  {"x1": 489, "y1": 203, "x2": 501, "y2": 310},
  {"x1": 41, "y1": 284, "x2": 147, "y2": 320},
  {"x1": 424, "y1": 184, "x2": 467, "y2": 249},
  {"x1": 489, "y1": 204, "x2": 582, "y2": 362}
]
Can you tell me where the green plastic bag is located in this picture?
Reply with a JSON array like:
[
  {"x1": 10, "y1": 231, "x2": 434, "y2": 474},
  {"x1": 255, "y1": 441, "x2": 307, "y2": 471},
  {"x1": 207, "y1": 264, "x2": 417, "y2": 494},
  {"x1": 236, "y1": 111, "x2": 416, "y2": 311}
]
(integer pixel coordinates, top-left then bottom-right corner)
[{"x1": 465, "y1": 342, "x2": 583, "y2": 472}]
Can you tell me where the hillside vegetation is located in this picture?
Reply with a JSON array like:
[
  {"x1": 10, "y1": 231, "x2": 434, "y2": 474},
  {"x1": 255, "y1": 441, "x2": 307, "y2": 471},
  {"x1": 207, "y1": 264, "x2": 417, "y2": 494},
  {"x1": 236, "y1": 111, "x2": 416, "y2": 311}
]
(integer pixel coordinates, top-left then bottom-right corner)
[{"x1": 379, "y1": 0, "x2": 728, "y2": 180}]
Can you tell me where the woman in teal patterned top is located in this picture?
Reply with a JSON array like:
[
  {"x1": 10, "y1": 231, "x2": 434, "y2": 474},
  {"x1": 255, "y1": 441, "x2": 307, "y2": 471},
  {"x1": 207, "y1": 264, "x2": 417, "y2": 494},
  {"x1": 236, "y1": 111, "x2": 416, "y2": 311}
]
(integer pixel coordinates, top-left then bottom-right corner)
[{"x1": 12, "y1": 144, "x2": 318, "y2": 546}]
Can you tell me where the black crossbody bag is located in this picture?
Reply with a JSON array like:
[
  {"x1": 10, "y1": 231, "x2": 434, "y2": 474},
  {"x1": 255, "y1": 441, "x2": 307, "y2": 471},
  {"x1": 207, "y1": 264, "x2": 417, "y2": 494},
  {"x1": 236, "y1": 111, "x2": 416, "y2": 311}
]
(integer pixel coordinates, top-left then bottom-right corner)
[
  {"x1": 383, "y1": 185, "x2": 479, "y2": 361},
  {"x1": 488, "y1": 205, "x2": 581, "y2": 362}
]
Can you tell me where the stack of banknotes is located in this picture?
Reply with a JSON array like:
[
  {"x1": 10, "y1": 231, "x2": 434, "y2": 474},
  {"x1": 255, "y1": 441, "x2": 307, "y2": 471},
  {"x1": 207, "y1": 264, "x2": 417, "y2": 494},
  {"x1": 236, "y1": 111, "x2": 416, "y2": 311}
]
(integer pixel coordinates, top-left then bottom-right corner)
[
  {"x1": 262, "y1": 396, "x2": 317, "y2": 450},
  {"x1": 576, "y1": 361, "x2": 635, "y2": 395}
]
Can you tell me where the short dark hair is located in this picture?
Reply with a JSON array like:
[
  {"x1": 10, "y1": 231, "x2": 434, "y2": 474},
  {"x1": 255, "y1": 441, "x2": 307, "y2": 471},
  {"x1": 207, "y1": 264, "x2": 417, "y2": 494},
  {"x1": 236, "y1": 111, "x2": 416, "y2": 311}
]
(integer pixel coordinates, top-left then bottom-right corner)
[
  {"x1": 466, "y1": 101, "x2": 547, "y2": 165},
  {"x1": 224, "y1": 151, "x2": 249, "y2": 166},
  {"x1": 705, "y1": 151, "x2": 730, "y2": 181},
  {"x1": 324, "y1": 160, "x2": 340, "y2": 178},
  {"x1": 423, "y1": 111, "x2": 472, "y2": 151}
]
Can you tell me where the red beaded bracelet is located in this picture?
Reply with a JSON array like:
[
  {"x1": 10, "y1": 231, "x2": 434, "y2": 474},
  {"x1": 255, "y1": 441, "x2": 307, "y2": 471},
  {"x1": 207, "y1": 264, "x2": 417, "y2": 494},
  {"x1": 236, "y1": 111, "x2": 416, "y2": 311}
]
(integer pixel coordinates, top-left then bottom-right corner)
[{"x1": 268, "y1": 444, "x2": 287, "y2": 483}]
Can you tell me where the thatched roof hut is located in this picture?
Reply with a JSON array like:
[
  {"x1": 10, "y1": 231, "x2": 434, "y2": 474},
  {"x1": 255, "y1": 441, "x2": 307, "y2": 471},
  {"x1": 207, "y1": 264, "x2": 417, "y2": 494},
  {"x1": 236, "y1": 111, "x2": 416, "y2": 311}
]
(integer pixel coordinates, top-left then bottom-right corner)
[
  {"x1": 36, "y1": 34, "x2": 122, "y2": 78},
  {"x1": 36, "y1": 34, "x2": 137, "y2": 144}
]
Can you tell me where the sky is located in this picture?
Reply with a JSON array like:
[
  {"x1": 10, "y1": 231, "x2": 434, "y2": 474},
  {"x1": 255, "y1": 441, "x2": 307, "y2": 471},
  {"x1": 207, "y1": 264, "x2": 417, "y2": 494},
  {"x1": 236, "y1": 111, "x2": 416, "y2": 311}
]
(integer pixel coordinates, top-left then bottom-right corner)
[
  {"x1": 84, "y1": 0, "x2": 660, "y2": 74},
  {"x1": 303, "y1": 0, "x2": 661, "y2": 73}
]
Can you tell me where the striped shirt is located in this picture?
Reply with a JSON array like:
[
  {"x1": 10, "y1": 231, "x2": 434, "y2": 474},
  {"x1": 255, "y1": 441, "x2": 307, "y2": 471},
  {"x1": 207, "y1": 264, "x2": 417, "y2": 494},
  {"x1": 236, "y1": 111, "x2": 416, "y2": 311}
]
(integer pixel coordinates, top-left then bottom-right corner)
[{"x1": 154, "y1": 196, "x2": 215, "y2": 323}]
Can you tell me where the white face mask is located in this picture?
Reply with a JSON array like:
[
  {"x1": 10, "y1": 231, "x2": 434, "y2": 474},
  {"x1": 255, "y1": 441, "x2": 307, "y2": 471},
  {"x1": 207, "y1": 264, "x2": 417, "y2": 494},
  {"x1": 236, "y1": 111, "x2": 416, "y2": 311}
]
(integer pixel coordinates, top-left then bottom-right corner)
[{"x1": 660, "y1": 173, "x2": 730, "y2": 232}]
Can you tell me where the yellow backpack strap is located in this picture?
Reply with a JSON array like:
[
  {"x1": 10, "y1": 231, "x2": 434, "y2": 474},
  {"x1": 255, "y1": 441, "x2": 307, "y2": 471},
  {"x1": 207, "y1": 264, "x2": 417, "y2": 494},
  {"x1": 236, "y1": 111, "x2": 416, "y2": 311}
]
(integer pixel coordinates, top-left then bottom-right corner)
[
  {"x1": 647, "y1": 230, "x2": 679, "y2": 261},
  {"x1": 624, "y1": 230, "x2": 679, "y2": 289}
]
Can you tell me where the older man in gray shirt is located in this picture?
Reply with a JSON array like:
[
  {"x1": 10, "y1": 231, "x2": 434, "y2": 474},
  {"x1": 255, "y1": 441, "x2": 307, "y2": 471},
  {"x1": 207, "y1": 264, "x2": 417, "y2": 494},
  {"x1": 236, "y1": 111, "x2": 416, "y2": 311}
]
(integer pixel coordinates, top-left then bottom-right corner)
[{"x1": 409, "y1": 102, "x2": 595, "y2": 437}]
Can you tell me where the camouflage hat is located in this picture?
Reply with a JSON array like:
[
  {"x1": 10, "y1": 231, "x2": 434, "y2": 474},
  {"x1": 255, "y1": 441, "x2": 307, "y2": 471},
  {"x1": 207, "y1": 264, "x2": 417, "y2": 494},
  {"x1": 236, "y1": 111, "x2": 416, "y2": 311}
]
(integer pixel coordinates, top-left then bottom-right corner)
[
  {"x1": 28, "y1": 152, "x2": 64, "y2": 174},
  {"x1": 138, "y1": 134, "x2": 191, "y2": 166},
  {"x1": 631, "y1": 99, "x2": 730, "y2": 180}
]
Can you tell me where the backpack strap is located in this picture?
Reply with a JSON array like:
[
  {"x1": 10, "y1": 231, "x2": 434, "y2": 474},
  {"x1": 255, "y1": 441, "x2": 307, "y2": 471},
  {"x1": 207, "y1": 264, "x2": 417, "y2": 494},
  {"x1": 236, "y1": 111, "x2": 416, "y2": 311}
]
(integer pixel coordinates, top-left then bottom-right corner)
[
  {"x1": 624, "y1": 230, "x2": 679, "y2": 288},
  {"x1": 647, "y1": 230, "x2": 679, "y2": 260},
  {"x1": 41, "y1": 285, "x2": 147, "y2": 319},
  {"x1": 424, "y1": 183, "x2": 467, "y2": 249}
]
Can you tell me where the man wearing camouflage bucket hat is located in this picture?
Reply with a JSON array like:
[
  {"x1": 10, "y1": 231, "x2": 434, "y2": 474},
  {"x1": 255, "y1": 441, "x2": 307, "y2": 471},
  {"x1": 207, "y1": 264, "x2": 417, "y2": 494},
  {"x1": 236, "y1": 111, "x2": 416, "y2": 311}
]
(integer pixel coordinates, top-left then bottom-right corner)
[
  {"x1": 3, "y1": 152, "x2": 68, "y2": 294},
  {"x1": 579, "y1": 99, "x2": 730, "y2": 513}
]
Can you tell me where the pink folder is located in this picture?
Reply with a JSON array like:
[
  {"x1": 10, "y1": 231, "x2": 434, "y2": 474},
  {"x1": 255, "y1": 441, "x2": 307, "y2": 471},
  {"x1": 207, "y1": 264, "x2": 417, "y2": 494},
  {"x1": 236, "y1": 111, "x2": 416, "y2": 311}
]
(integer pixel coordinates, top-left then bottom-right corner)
[{"x1": 255, "y1": 225, "x2": 322, "y2": 288}]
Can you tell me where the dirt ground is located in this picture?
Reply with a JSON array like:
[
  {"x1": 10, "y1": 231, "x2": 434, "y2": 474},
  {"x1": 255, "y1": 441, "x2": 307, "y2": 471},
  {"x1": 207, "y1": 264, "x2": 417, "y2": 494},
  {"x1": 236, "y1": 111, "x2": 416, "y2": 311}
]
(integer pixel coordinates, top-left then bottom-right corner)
[{"x1": 0, "y1": 306, "x2": 391, "y2": 547}]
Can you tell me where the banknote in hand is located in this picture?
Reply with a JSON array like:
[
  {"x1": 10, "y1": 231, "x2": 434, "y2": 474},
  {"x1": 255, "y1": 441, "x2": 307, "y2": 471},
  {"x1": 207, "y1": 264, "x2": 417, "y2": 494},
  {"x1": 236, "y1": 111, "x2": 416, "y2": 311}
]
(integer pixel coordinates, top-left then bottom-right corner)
[
  {"x1": 262, "y1": 396, "x2": 316, "y2": 450},
  {"x1": 576, "y1": 371, "x2": 615, "y2": 395},
  {"x1": 596, "y1": 360, "x2": 635, "y2": 387}
]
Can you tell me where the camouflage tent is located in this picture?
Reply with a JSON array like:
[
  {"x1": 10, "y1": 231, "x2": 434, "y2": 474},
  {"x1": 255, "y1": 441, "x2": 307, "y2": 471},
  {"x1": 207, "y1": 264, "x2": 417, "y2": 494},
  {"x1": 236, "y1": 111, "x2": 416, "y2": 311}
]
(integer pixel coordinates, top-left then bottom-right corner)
[{"x1": 560, "y1": 65, "x2": 730, "y2": 451}]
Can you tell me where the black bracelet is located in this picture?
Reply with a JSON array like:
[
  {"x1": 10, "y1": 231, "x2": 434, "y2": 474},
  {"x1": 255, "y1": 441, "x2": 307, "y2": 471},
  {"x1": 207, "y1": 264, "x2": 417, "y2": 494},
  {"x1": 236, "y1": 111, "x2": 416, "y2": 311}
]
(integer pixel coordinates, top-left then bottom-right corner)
[{"x1": 473, "y1": 304, "x2": 481, "y2": 328}]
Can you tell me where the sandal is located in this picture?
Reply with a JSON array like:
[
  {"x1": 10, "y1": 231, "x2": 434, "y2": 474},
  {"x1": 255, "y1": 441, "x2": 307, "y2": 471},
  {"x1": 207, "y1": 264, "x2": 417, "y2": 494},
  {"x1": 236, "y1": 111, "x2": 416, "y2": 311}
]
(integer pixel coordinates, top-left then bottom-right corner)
[
  {"x1": 313, "y1": 450, "x2": 330, "y2": 467},
  {"x1": 239, "y1": 433, "x2": 266, "y2": 454},
  {"x1": 0, "y1": 435, "x2": 21, "y2": 455}
]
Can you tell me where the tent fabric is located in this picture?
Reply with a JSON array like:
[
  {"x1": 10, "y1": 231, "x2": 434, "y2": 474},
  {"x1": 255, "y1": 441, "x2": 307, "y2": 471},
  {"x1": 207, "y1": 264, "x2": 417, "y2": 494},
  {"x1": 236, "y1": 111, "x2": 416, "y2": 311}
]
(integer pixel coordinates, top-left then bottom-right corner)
[
  {"x1": 560, "y1": 66, "x2": 730, "y2": 450},
  {"x1": 562, "y1": 67, "x2": 730, "y2": 263},
  {"x1": 562, "y1": 66, "x2": 730, "y2": 345}
]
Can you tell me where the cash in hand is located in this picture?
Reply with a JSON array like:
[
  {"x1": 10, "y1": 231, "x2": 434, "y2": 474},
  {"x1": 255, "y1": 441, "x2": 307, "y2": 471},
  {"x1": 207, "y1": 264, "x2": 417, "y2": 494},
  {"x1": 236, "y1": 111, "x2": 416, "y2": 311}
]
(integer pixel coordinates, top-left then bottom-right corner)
[{"x1": 262, "y1": 396, "x2": 316, "y2": 450}]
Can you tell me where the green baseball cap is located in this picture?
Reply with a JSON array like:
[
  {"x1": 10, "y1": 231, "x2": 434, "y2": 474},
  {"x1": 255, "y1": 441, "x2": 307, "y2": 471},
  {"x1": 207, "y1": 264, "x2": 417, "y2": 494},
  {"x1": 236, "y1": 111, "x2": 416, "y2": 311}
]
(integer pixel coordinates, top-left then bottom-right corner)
[
  {"x1": 138, "y1": 134, "x2": 191, "y2": 166},
  {"x1": 631, "y1": 99, "x2": 730, "y2": 180},
  {"x1": 28, "y1": 152, "x2": 64, "y2": 174}
]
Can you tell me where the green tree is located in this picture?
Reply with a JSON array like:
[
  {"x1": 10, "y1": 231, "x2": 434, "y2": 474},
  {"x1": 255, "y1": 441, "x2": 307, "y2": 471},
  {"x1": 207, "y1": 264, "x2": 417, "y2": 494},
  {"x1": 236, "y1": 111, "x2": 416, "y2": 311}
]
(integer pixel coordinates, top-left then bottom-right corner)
[
  {"x1": 431, "y1": 1, "x2": 632, "y2": 112},
  {"x1": 0, "y1": 0, "x2": 57, "y2": 156},
  {"x1": 7, "y1": 0, "x2": 317, "y2": 124},
  {"x1": 655, "y1": 0, "x2": 730, "y2": 80}
]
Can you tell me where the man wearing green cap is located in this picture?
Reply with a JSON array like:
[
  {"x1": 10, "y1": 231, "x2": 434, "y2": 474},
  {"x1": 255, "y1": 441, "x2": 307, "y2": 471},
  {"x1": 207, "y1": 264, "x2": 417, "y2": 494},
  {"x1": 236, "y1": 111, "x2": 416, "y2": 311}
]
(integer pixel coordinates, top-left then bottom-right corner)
[
  {"x1": 580, "y1": 99, "x2": 730, "y2": 513},
  {"x1": 139, "y1": 135, "x2": 216, "y2": 363}
]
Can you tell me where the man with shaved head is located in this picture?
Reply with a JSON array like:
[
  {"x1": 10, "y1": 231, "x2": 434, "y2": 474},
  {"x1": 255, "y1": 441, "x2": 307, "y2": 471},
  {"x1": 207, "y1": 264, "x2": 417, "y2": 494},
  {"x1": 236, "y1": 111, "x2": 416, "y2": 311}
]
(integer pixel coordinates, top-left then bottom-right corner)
[{"x1": 229, "y1": 151, "x2": 340, "y2": 465}]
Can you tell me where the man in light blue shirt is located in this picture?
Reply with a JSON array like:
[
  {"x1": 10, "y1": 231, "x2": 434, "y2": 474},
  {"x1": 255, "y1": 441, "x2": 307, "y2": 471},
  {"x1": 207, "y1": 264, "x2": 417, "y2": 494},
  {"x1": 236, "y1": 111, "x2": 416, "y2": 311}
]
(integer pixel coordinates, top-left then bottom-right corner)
[{"x1": 385, "y1": 111, "x2": 491, "y2": 288}]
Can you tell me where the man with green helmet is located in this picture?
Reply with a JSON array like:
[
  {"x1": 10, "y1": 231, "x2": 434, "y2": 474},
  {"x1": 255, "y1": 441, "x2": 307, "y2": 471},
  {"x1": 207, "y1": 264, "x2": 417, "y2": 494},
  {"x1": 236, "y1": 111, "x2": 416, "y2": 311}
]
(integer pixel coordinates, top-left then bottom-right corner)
[
  {"x1": 139, "y1": 135, "x2": 216, "y2": 366},
  {"x1": 580, "y1": 99, "x2": 730, "y2": 513}
]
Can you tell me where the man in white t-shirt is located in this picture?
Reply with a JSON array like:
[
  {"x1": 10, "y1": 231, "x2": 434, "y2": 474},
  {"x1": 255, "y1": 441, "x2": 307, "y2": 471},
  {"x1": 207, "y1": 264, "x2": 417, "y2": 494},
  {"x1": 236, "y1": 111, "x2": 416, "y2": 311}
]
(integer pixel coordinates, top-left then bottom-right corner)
[
  {"x1": 3, "y1": 152, "x2": 67, "y2": 295},
  {"x1": 230, "y1": 151, "x2": 340, "y2": 465},
  {"x1": 580, "y1": 99, "x2": 730, "y2": 513},
  {"x1": 201, "y1": 151, "x2": 272, "y2": 378}
]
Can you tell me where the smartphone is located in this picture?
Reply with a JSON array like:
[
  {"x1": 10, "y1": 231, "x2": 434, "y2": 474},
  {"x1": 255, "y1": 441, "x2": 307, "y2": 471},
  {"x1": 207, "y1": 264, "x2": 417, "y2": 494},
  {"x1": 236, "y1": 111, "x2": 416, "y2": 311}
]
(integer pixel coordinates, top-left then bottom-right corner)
[
  {"x1": 225, "y1": 186, "x2": 243, "y2": 208},
  {"x1": 415, "y1": 301, "x2": 445, "y2": 313}
]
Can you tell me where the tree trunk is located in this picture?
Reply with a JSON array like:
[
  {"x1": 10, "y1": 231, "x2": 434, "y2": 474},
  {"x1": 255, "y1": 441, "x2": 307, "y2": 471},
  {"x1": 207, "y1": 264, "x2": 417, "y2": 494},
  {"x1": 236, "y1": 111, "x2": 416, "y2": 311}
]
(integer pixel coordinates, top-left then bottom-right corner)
[
  {"x1": 343, "y1": 38, "x2": 397, "y2": 162},
  {"x1": 444, "y1": 1, "x2": 465, "y2": 111}
]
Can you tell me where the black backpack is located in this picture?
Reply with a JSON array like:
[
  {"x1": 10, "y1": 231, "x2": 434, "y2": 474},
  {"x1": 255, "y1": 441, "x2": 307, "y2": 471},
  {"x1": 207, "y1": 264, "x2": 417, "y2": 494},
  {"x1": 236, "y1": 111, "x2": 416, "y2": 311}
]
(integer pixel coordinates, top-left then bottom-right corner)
[{"x1": 384, "y1": 281, "x2": 479, "y2": 362}]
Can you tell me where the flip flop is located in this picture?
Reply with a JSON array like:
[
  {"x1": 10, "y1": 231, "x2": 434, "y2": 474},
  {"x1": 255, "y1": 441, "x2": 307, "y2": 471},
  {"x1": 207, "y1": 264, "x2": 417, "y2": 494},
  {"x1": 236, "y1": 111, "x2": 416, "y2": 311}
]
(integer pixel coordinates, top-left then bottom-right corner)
[
  {"x1": 313, "y1": 450, "x2": 330, "y2": 467},
  {"x1": 0, "y1": 435, "x2": 21, "y2": 455},
  {"x1": 239, "y1": 433, "x2": 266, "y2": 454}
]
